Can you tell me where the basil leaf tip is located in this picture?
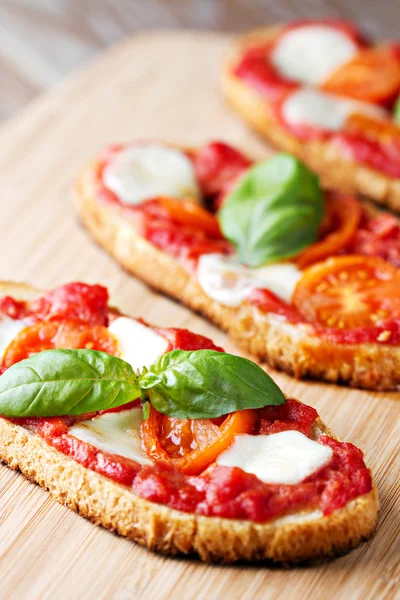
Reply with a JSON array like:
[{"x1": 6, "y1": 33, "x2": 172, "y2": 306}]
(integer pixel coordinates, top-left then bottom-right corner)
[{"x1": 218, "y1": 153, "x2": 323, "y2": 267}]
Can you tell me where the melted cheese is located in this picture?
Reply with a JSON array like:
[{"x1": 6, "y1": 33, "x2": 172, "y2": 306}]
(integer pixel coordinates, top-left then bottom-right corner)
[
  {"x1": 271, "y1": 25, "x2": 358, "y2": 85},
  {"x1": 102, "y1": 143, "x2": 201, "y2": 205},
  {"x1": 0, "y1": 317, "x2": 27, "y2": 361},
  {"x1": 108, "y1": 317, "x2": 169, "y2": 373},
  {"x1": 282, "y1": 88, "x2": 387, "y2": 132},
  {"x1": 216, "y1": 430, "x2": 333, "y2": 485},
  {"x1": 69, "y1": 407, "x2": 151, "y2": 464},
  {"x1": 197, "y1": 253, "x2": 302, "y2": 307}
]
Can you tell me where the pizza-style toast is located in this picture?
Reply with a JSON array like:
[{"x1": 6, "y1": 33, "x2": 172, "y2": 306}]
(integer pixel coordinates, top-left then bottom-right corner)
[{"x1": 0, "y1": 281, "x2": 378, "y2": 563}]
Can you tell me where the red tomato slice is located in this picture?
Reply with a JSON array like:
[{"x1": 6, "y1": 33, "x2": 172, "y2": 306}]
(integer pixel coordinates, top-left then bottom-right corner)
[
  {"x1": 296, "y1": 193, "x2": 362, "y2": 269},
  {"x1": 154, "y1": 196, "x2": 222, "y2": 238},
  {"x1": 2, "y1": 320, "x2": 117, "y2": 368},
  {"x1": 345, "y1": 113, "x2": 400, "y2": 144},
  {"x1": 141, "y1": 405, "x2": 257, "y2": 475},
  {"x1": 292, "y1": 255, "x2": 400, "y2": 329},
  {"x1": 321, "y1": 45, "x2": 400, "y2": 105}
]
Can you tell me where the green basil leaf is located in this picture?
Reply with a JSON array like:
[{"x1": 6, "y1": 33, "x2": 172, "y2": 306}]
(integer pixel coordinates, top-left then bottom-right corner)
[
  {"x1": 219, "y1": 153, "x2": 323, "y2": 267},
  {"x1": 141, "y1": 349, "x2": 285, "y2": 419},
  {"x1": 395, "y1": 94, "x2": 400, "y2": 124},
  {"x1": 0, "y1": 349, "x2": 140, "y2": 417}
]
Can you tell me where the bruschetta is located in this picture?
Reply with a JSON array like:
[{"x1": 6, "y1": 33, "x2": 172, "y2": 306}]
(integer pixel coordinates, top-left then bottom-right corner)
[
  {"x1": 0, "y1": 281, "x2": 378, "y2": 563},
  {"x1": 76, "y1": 141, "x2": 400, "y2": 391},
  {"x1": 222, "y1": 19, "x2": 400, "y2": 211}
]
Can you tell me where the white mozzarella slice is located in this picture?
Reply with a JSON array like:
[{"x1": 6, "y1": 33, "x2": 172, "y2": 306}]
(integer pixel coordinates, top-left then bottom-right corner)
[
  {"x1": 0, "y1": 317, "x2": 27, "y2": 361},
  {"x1": 103, "y1": 143, "x2": 201, "y2": 205},
  {"x1": 216, "y1": 430, "x2": 333, "y2": 485},
  {"x1": 271, "y1": 25, "x2": 358, "y2": 85},
  {"x1": 282, "y1": 88, "x2": 387, "y2": 132},
  {"x1": 69, "y1": 407, "x2": 152, "y2": 464},
  {"x1": 108, "y1": 317, "x2": 169, "y2": 373},
  {"x1": 197, "y1": 253, "x2": 302, "y2": 307}
]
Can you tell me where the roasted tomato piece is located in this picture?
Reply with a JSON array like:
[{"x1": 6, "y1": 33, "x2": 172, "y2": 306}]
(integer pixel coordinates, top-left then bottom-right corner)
[
  {"x1": 346, "y1": 212, "x2": 400, "y2": 268},
  {"x1": 296, "y1": 193, "x2": 361, "y2": 269},
  {"x1": 145, "y1": 197, "x2": 222, "y2": 238},
  {"x1": 0, "y1": 296, "x2": 27, "y2": 319},
  {"x1": 345, "y1": 113, "x2": 400, "y2": 144},
  {"x1": 29, "y1": 283, "x2": 109, "y2": 326},
  {"x1": 193, "y1": 142, "x2": 251, "y2": 206},
  {"x1": 2, "y1": 320, "x2": 117, "y2": 367},
  {"x1": 257, "y1": 399, "x2": 318, "y2": 437},
  {"x1": 141, "y1": 405, "x2": 256, "y2": 475},
  {"x1": 292, "y1": 255, "x2": 400, "y2": 329},
  {"x1": 321, "y1": 45, "x2": 400, "y2": 105}
]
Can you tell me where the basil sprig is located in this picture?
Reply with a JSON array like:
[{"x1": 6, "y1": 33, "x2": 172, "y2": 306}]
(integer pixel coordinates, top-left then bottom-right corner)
[
  {"x1": 0, "y1": 348, "x2": 285, "y2": 419},
  {"x1": 218, "y1": 153, "x2": 323, "y2": 267},
  {"x1": 139, "y1": 350, "x2": 284, "y2": 418}
]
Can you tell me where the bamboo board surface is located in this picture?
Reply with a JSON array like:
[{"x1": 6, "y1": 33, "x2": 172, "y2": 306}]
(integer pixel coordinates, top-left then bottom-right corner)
[{"x1": 0, "y1": 31, "x2": 399, "y2": 600}]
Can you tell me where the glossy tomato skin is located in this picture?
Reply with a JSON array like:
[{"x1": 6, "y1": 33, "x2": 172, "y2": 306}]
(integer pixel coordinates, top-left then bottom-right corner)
[
  {"x1": 346, "y1": 212, "x2": 400, "y2": 268},
  {"x1": 193, "y1": 142, "x2": 252, "y2": 205},
  {"x1": 0, "y1": 296, "x2": 26, "y2": 319},
  {"x1": 29, "y1": 283, "x2": 109, "y2": 326}
]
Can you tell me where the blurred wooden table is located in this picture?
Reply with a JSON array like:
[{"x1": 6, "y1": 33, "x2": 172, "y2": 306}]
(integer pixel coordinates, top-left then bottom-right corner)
[{"x1": 0, "y1": 0, "x2": 399, "y2": 122}]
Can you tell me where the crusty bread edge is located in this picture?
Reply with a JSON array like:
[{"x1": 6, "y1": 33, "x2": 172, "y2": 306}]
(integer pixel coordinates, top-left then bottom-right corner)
[
  {"x1": 74, "y1": 164, "x2": 400, "y2": 391},
  {"x1": 221, "y1": 25, "x2": 400, "y2": 211},
  {"x1": 0, "y1": 417, "x2": 379, "y2": 564}
]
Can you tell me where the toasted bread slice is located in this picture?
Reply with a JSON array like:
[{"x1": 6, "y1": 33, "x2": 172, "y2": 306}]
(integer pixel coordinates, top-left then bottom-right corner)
[
  {"x1": 222, "y1": 26, "x2": 400, "y2": 212},
  {"x1": 75, "y1": 163, "x2": 400, "y2": 391},
  {"x1": 0, "y1": 281, "x2": 379, "y2": 563}
]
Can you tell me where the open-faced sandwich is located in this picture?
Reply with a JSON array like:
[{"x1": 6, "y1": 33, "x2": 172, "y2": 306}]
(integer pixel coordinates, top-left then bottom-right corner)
[
  {"x1": 76, "y1": 141, "x2": 400, "y2": 391},
  {"x1": 0, "y1": 281, "x2": 378, "y2": 563},
  {"x1": 222, "y1": 19, "x2": 400, "y2": 211}
]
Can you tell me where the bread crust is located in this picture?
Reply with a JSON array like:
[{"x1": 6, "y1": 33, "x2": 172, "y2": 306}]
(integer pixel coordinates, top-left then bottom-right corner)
[
  {"x1": 75, "y1": 163, "x2": 400, "y2": 391},
  {"x1": 0, "y1": 392, "x2": 378, "y2": 563},
  {"x1": 221, "y1": 26, "x2": 400, "y2": 212}
]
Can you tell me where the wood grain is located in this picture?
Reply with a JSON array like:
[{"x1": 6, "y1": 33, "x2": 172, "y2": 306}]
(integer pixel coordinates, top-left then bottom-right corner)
[
  {"x1": 1, "y1": 0, "x2": 399, "y2": 121},
  {"x1": 0, "y1": 32, "x2": 399, "y2": 600}
]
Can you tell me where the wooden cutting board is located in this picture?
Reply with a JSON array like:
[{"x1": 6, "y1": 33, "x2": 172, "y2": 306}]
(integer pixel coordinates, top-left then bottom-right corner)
[{"x1": 0, "y1": 31, "x2": 399, "y2": 600}]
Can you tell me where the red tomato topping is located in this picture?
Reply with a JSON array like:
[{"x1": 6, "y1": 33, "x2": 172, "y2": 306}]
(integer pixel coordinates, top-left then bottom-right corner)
[
  {"x1": 193, "y1": 142, "x2": 252, "y2": 207},
  {"x1": 29, "y1": 283, "x2": 109, "y2": 326},
  {"x1": 17, "y1": 400, "x2": 369, "y2": 522},
  {"x1": 156, "y1": 327, "x2": 224, "y2": 352},
  {"x1": 0, "y1": 296, "x2": 27, "y2": 319},
  {"x1": 248, "y1": 288, "x2": 304, "y2": 324},
  {"x1": 293, "y1": 255, "x2": 400, "y2": 329},
  {"x1": 321, "y1": 44, "x2": 400, "y2": 106},
  {"x1": 233, "y1": 43, "x2": 298, "y2": 101},
  {"x1": 141, "y1": 405, "x2": 257, "y2": 475},
  {"x1": 256, "y1": 399, "x2": 318, "y2": 437},
  {"x1": 139, "y1": 213, "x2": 231, "y2": 271},
  {"x1": 296, "y1": 193, "x2": 362, "y2": 269},
  {"x1": 2, "y1": 320, "x2": 117, "y2": 368},
  {"x1": 346, "y1": 211, "x2": 400, "y2": 268}
]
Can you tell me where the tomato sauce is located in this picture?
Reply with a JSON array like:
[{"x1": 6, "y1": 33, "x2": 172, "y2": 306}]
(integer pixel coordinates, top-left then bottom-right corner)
[
  {"x1": 232, "y1": 21, "x2": 400, "y2": 178},
  {"x1": 96, "y1": 142, "x2": 400, "y2": 345},
  {"x1": 8, "y1": 399, "x2": 372, "y2": 523}
]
